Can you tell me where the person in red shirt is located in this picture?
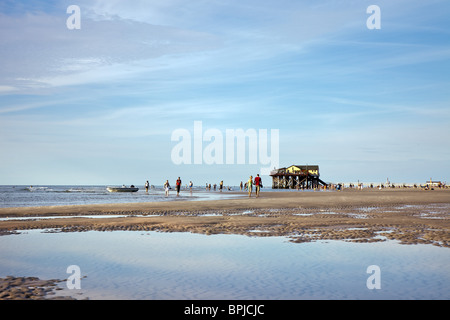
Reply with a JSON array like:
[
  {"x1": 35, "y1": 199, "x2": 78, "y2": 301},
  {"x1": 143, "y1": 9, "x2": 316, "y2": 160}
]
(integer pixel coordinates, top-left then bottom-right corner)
[
  {"x1": 176, "y1": 177, "x2": 182, "y2": 196},
  {"x1": 254, "y1": 174, "x2": 262, "y2": 198}
]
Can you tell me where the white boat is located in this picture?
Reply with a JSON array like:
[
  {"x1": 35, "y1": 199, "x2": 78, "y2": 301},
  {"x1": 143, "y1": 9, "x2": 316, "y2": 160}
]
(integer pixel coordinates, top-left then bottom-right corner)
[{"x1": 107, "y1": 186, "x2": 139, "y2": 192}]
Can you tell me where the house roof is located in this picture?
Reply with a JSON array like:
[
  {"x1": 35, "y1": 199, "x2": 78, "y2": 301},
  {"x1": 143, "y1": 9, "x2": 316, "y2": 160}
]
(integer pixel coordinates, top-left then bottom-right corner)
[
  {"x1": 270, "y1": 165, "x2": 320, "y2": 176},
  {"x1": 288, "y1": 165, "x2": 319, "y2": 170}
]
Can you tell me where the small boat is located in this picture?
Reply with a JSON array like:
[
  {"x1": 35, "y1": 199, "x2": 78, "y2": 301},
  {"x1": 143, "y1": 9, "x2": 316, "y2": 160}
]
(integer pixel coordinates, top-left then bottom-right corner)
[{"x1": 107, "y1": 186, "x2": 139, "y2": 193}]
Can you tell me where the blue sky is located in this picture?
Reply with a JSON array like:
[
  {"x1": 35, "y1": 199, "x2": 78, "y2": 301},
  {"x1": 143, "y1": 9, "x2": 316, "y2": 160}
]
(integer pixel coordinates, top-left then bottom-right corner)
[{"x1": 0, "y1": 0, "x2": 449, "y2": 186}]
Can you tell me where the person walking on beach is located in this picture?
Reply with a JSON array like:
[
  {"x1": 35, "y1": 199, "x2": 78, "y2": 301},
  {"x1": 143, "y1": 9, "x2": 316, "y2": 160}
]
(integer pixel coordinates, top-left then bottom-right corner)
[
  {"x1": 254, "y1": 174, "x2": 262, "y2": 198},
  {"x1": 176, "y1": 177, "x2": 182, "y2": 196},
  {"x1": 189, "y1": 181, "x2": 193, "y2": 195},
  {"x1": 145, "y1": 180, "x2": 150, "y2": 193},
  {"x1": 164, "y1": 180, "x2": 170, "y2": 197},
  {"x1": 247, "y1": 175, "x2": 253, "y2": 198},
  {"x1": 219, "y1": 181, "x2": 223, "y2": 192},
  {"x1": 240, "y1": 181, "x2": 243, "y2": 191}
]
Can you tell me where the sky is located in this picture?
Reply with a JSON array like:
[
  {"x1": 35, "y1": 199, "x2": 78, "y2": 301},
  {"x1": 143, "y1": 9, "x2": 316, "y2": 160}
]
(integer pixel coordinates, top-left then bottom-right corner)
[{"x1": 0, "y1": 0, "x2": 449, "y2": 186}]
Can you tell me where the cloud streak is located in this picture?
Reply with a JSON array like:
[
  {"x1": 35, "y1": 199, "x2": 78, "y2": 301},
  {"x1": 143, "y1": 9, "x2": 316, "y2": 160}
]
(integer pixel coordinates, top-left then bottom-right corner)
[{"x1": 0, "y1": 11, "x2": 222, "y2": 92}]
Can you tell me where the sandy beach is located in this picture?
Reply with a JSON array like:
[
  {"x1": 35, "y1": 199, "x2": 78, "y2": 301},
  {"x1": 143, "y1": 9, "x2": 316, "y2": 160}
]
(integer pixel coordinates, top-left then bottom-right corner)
[
  {"x1": 1, "y1": 188, "x2": 449, "y2": 247},
  {"x1": 1, "y1": 188, "x2": 449, "y2": 300}
]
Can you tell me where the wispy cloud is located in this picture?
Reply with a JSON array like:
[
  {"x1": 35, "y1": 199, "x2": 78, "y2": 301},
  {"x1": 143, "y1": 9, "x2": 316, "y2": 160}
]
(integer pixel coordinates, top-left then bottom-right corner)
[{"x1": 0, "y1": 11, "x2": 222, "y2": 92}]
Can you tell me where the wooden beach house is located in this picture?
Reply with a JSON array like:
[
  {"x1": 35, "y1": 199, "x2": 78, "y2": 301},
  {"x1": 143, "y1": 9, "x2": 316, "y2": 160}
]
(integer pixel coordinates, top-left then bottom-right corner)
[{"x1": 270, "y1": 164, "x2": 328, "y2": 189}]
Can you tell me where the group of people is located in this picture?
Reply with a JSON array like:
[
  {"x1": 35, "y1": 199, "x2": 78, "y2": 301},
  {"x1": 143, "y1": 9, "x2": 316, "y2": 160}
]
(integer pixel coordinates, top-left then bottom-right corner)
[
  {"x1": 144, "y1": 174, "x2": 263, "y2": 198},
  {"x1": 205, "y1": 181, "x2": 224, "y2": 191},
  {"x1": 163, "y1": 177, "x2": 187, "y2": 197},
  {"x1": 241, "y1": 174, "x2": 262, "y2": 198},
  {"x1": 144, "y1": 178, "x2": 185, "y2": 197}
]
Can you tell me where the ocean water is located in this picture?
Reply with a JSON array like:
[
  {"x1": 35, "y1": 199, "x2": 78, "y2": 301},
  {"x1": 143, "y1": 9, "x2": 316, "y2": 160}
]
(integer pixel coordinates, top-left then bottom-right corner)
[
  {"x1": 0, "y1": 229, "x2": 448, "y2": 300},
  {"x1": 0, "y1": 185, "x2": 244, "y2": 208}
]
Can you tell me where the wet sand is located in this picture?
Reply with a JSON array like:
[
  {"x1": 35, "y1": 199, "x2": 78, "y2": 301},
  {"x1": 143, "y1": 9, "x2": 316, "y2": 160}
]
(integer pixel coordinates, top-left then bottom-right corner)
[
  {"x1": 1, "y1": 188, "x2": 449, "y2": 247},
  {"x1": 0, "y1": 276, "x2": 75, "y2": 300}
]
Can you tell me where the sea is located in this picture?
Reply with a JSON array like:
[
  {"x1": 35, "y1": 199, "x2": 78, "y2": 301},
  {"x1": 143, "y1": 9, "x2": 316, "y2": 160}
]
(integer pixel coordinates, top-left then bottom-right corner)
[{"x1": 0, "y1": 185, "x2": 244, "y2": 208}]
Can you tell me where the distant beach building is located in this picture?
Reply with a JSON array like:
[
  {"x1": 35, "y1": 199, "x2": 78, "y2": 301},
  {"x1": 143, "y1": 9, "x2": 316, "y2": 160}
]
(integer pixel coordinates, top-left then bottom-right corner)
[
  {"x1": 426, "y1": 180, "x2": 443, "y2": 188},
  {"x1": 270, "y1": 164, "x2": 327, "y2": 189}
]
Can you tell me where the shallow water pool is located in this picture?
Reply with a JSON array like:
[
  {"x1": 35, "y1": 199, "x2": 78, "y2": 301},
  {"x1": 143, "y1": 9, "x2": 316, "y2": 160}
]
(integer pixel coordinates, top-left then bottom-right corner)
[{"x1": 0, "y1": 229, "x2": 448, "y2": 300}]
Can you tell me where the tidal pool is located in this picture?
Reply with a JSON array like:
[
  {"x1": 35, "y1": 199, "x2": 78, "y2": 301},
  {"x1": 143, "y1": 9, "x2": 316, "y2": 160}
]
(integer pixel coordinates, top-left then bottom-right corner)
[{"x1": 0, "y1": 229, "x2": 448, "y2": 300}]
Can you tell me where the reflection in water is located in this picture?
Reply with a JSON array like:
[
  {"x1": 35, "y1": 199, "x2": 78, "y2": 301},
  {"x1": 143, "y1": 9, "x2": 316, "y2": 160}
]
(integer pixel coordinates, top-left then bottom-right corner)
[{"x1": 0, "y1": 230, "x2": 449, "y2": 300}]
